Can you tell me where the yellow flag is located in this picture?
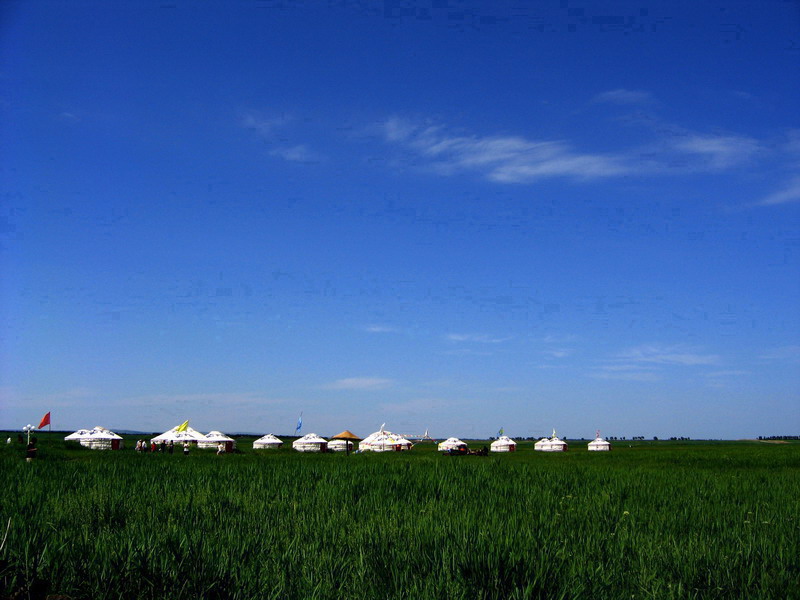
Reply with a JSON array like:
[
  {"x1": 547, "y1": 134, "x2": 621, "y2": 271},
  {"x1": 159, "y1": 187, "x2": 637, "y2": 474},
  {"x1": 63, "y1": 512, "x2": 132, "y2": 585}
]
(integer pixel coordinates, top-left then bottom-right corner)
[{"x1": 176, "y1": 420, "x2": 189, "y2": 432}]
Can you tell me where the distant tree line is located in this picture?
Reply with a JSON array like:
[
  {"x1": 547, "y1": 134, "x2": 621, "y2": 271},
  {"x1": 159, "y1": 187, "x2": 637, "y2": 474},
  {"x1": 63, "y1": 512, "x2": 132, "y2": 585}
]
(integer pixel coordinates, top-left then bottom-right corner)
[
  {"x1": 487, "y1": 436, "x2": 693, "y2": 442},
  {"x1": 758, "y1": 435, "x2": 800, "y2": 440}
]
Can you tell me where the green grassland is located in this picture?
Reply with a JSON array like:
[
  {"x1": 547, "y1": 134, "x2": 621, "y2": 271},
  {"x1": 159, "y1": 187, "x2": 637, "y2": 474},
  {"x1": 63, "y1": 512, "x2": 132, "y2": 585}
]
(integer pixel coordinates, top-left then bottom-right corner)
[{"x1": 1, "y1": 435, "x2": 798, "y2": 599}]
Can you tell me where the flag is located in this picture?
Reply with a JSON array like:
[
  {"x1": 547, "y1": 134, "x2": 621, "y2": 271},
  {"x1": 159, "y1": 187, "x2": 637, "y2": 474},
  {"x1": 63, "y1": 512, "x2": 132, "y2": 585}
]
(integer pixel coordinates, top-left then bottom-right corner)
[
  {"x1": 498, "y1": 427, "x2": 504, "y2": 437},
  {"x1": 176, "y1": 420, "x2": 189, "y2": 432},
  {"x1": 38, "y1": 412, "x2": 51, "y2": 429},
  {"x1": 295, "y1": 413, "x2": 303, "y2": 434}
]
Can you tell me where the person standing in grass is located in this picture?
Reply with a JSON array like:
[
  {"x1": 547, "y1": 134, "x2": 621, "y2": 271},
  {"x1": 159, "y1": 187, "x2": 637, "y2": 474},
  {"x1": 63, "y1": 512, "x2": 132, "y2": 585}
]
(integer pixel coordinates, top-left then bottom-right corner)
[
  {"x1": 25, "y1": 440, "x2": 37, "y2": 462},
  {"x1": 183, "y1": 442, "x2": 189, "y2": 456}
]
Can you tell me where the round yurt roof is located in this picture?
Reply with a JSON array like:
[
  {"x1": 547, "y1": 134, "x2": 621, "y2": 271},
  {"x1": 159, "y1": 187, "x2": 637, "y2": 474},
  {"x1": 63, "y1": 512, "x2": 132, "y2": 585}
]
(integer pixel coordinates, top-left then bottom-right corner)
[
  {"x1": 65, "y1": 426, "x2": 122, "y2": 441},
  {"x1": 360, "y1": 426, "x2": 412, "y2": 449},
  {"x1": 253, "y1": 433, "x2": 283, "y2": 444},
  {"x1": 438, "y1": 437, "x2": 467, "y2": 450},
  {"x1": 490, "y1": 435, "x2": 517, "y2": 447},
  {"x1": 588, "y1": 437, "x2": 611, "y2": 446},
  {"x1": 293, "y1": 433, "x2": 327, "y2": 444},
  {"x1": 202, "y1": 431, "x2": 234, "y2": 442},
  {"x1": 535, "y1": 436, "x2": 568, "y2": 449},
  {"x1": 151, "y1": 423, "x2": 206, "y2": 443}
]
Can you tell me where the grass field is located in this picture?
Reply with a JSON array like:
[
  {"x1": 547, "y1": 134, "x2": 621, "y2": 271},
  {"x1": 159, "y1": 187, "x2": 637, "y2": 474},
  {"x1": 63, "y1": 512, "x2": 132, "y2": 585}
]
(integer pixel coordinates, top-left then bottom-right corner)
[{"x1": 1, "y1": 434, "x2": 798, "y2": 599}]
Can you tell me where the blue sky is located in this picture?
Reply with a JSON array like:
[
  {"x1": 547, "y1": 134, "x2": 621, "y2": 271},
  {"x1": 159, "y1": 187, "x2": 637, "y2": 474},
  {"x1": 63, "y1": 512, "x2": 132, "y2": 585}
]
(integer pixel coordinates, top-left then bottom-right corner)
[{"x1": 2, "y1": 1, "x2": 798, "y2": 439}]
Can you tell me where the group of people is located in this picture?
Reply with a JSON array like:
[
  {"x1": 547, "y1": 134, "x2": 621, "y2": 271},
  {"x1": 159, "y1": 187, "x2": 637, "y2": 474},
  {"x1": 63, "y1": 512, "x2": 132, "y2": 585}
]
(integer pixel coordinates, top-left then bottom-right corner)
[
  {"x1": 448, "y1": 445, "x2": 489, "y2": 456},
  {"x1": 135, "y1": 439, "x2": 190, "y2": 455},
  {"x1": 7, "y1": 435, "x2": 39, "y2": 461}
]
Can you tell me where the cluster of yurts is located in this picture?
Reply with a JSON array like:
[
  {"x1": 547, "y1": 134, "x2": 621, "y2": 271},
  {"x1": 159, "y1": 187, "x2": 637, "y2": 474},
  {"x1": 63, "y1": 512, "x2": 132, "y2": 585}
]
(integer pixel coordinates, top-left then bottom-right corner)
[{"x1": 64, "y1": 424, "x2": 612, "y2": 452}]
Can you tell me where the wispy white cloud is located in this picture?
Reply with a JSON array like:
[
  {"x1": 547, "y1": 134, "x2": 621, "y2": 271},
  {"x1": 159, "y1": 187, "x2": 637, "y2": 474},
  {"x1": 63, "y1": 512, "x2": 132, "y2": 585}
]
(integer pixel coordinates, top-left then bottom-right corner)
[
  {"x1": 322, "y1": 377, "x2": 394, "y2": 391},
  {"x1": 242, "y1": 111, "x2": 324, "y2": 163},
  {"x1": 382, "y1": 117, "x2": 629, "y2": 183},
  {"x1": 364, "y1": 325, "x2": 397, "y2": 333},
  {"x1": 380, "y1": 396, "x2": 456, "y2": 414},
  {"x1": 706, "y1": 370, "x2": 748, "y2": 378},
  {"x1": 380, "y1": 115, "x2": 767, "y2": 184},
  {"x1": 589, "y1": 368, "x2": 661, "y2": 382},
  {"x1": 615, "y1": 344, "x2": 721, "y2": 366},
  {"x1": 756, "y1": 175, "x2": 800, "y2": 206},
  {"x1": 241, "y1": 112, "x2": 291, "y2": 138},
  {"x1": 759, "y1": 345, "x2": 800, "y2": 364},
  {"x1": 0, "y1": 386, "x2": 100, "y2": 410},
  {"x1": 670, "y1": 134, "x2": 761, "y2": 170},
  {"x1": 543, "y1": 348, "x2": 572, "y2": 359},
  {"x1": 440, "y1": 348, "x2": 493, "y2": 357},
  {"x1": 269, "y1": 144, "x2": 321, "y2": 163},
  {"x1": 593, "y1": 88, "x2": 653, "y2": 105},
  {"x1": 446, "y1": 333, "x2": 512, "y2": 344},
  {"x1": 589, "y1": 344, "x2": 721, "y2": 381}
]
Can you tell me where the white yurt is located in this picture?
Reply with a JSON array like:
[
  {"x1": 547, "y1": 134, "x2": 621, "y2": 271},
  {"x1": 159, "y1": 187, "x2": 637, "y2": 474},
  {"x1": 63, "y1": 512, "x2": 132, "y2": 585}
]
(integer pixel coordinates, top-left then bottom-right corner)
[
  {"x1": 198, "y1": 430, "x2": 236, "y2": 452},
  {"x1": 327, "y1": 439, "x2": 354, "y2": 452},
  {"x1": 292, "y1": 433, "x2": 328, "y2": 452},
  {"x1": 64, "y1": 426, "x2": 124, "y2": 450},
  {"x1": 587, "y1": 433, "x2": 611, "y2": 451},
  {"x1": 253, "y1": 433, "x2": 283, "y2": 450},
  {"x1": 438, "y1": 437, "x2": 467, "y2": 452},
  {"x1": 534, "y1": 432, "x2": 568, "y2": 452},
  {"x1": 490, "y1": 435, "x2": 517, "y2": 453},
  {"x1": 359, "y1": 425, "x2": 413, "y2": 452},
  {"x1": 151, "y1": 422, "x2": 206, "y2": 445}
]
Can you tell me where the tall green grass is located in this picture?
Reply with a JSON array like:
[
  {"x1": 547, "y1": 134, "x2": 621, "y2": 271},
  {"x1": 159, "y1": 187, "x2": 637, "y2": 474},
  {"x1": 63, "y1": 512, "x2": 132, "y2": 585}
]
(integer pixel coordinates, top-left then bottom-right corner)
[{"x1": 1, "y1": 439, "x2": 798, "y2": 599}]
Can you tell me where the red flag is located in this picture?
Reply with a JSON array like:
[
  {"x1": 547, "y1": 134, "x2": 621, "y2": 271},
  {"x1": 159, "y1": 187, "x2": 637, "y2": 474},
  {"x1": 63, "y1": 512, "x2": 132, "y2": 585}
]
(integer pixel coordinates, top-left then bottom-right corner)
[{"x1": 38, "y1": 412, "x2": 51, "y2": 429}]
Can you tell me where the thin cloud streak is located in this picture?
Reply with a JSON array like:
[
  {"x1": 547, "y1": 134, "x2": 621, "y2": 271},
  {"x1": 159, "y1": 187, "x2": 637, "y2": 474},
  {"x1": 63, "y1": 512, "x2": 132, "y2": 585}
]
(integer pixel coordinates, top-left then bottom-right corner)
[
  {"x1": 446, "y1": 333, "x2": 512, "y2": 344},
  {"x1": 241, "y1": 112, "x2": 291, "y2": 138},
  {"x1": 758, "y1": 345, "x2": 800, "y2": 363},
  {"x1": 615, "y1": 345, "x2": 721, "y2": 366},
  {"x1": 756, "y1": 176, "x2": 800, "y2": 206},
  {"x1": 364, "y1": 325, "x2": 399, "y2": 333},
  {"x1": 380, "y1": 116, "x2": 766, "y2": 184},
  {"x1": 269, "y1": 144, "x2": 322, "y2": 163},
  {"x1": 593, "y1": 88, "x2": 653, "y2": 104},
  {"x1": 382, "y1": 117, "x2": 629, "y2": 183},
  {"x1": 589, "y1": 370, "x2": 662, "y2": 382},
  {"x1": 322, "y1": 377, "x2": 394, "y2": 391},
  {"x1": 242, "y1": 111, "x2": 323, "y2": 163},
  {"x1": 671, "y1": 134, "x2": 761, "y2": 170}
]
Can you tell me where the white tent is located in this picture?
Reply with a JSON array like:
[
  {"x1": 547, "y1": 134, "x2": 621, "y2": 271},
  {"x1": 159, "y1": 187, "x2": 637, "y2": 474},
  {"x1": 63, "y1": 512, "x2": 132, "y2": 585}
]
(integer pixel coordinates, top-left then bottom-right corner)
[
  {"x1": 359, "y1": 425, "x2": 413, "y2": 452},
  {"x1": 253, "y1": 433, "x2": 283, "y2": 450},
  {"x1": 292, "y1": 433, "x2": 328, "y2": 452},
  {"x1": 490, "y1": 435, "x2": 517, "y2": 453},
  {"x1": 588, "y1": 434, "x2": 611, "y2": 451},
  {"x1": 198, "y1": 430, "x2": 236, "y2": 452},
  {"x1": 327, "y1": 439, "x2": 354, "y2": 452},
  {"x1": 64, "y1": 426, "x2": 124, "y2": 450},
  {"x1": 151, "y1": 423, "x2": 206, "y2": 445},
  {"x1": 438, "y1": 437, "x2": 467, "y2": 452},
  {"x1": 534, "y1": 432, "x2": 568, "y2": 452}
]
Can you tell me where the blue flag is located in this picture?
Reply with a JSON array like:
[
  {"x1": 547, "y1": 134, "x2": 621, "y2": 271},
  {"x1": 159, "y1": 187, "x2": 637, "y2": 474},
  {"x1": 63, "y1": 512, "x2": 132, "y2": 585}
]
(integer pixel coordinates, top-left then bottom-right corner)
[
  {"x1": 498, "y1": 427, "x2": 504, "y2": 437},
  {"x1": 295, "y1": 413, "x2": 303, "y2": 434}
]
